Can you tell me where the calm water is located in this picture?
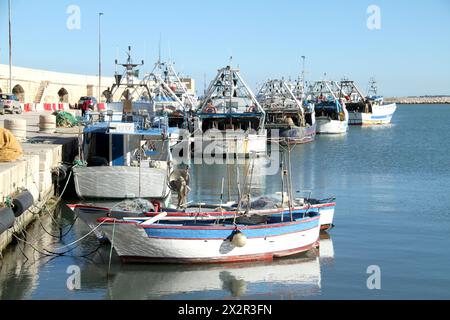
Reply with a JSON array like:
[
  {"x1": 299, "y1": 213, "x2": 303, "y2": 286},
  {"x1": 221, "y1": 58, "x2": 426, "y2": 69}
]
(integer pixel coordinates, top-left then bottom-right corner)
[{"x1": 1, "y1": 104, "x2": 449, "y2": 300}]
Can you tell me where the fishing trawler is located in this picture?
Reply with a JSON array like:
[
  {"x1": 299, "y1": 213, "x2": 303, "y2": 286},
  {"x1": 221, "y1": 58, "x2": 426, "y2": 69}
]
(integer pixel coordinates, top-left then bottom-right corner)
[
  {"x1": 72, "y1": 47, "x2": 174, "y2": 204},
  {"x1": 139, "y1": 60, "x2": 197, "y2": 129},
  {"x1": 341, "y1": 79, "x2": 397, "y2": 125},
  {"x1": 193, "y1": 65, "x2": 267, "y2": 157},
  {"x1": 258, "y1": 79, "x2": 316, "y2": 144},
  {"x1": 309, "y1": 80, "x2": 349, "y2": 134}
]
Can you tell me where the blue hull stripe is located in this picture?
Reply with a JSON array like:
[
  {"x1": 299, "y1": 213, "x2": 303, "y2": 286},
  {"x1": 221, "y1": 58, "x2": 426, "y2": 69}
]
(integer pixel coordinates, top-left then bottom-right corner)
[
  {"x1": 370, "y1": 114, "x2": 393, "y2": 120},
  {"x1": 145, "y1": 218, "x2": 319, "y2": 239}
]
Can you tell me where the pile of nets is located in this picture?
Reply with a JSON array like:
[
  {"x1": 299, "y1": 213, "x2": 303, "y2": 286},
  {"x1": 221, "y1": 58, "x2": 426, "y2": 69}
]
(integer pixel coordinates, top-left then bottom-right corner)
[
  {"x1": 53, "y1": 111, "x2": 80, "y2": 128},
  {"x1": 112, "y1": 198, "x2": 155, "y2": 213},
  {"x1": 0, "y1": 128, "x2": 23, "y2": 162}
]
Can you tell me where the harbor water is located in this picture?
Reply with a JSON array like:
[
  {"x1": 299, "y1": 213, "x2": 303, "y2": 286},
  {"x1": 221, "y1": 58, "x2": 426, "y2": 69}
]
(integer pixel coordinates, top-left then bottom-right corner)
[{"x1": 0, "y1": 104, "x2": 449, "y2": 300}]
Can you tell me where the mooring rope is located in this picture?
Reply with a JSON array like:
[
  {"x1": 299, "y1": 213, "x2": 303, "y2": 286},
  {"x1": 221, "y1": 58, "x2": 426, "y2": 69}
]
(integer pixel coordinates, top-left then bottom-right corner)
[{"x1": 45, "y1": 219, "x2": 108, "y2": 253}]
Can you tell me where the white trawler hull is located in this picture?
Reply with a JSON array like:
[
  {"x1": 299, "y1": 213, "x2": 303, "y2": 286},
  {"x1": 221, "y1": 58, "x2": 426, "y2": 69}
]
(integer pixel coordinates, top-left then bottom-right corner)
[
  {"x1": 72, "y1": 166, "x2": 171, "y2": 201},
  {"x1": 316, "y1": 118, "x2": 348, "y2": 134},
  {"x1": 193, "y1": 130, "x2": 267, "y2": 157},
  {"x1": 348, "y1": 103, "x2": 397, "y2": 125}
]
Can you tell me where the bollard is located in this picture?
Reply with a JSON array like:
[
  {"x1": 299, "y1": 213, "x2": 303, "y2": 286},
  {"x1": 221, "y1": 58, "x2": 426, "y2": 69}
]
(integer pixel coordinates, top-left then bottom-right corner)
[
  {"x1": 39, "y1": 115, "x2": 57, "y2": 133},
  {"x1": 4, "y1": 119, "x2": 27, "y2": 141}
]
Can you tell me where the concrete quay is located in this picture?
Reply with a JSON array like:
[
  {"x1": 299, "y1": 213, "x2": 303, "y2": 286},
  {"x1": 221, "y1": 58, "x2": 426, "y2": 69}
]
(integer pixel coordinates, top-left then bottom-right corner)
[{"x1": 0, "y1": 112, "x2": 79, "y2": 255}]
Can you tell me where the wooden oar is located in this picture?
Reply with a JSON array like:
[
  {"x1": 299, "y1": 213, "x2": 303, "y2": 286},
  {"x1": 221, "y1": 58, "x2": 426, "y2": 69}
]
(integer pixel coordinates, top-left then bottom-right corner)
[{"x1": 140, "y1": 212, "x2": 168, "y2": 225}]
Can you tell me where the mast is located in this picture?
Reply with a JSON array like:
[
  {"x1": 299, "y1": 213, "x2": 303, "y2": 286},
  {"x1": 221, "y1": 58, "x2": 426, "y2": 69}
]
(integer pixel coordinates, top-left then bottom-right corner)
[
  {"x1": 110, "y1": 46, "x2": 146, "y2": 102},
  {"x1": 367, "y1": 78, "x2": 378, "y2": 96},
  {"x1": 286, "y1": 144, "x2": 294, "y2": 222},
  {"x1": 300, "y1": 55, "x2": 306, "y2": 97}
]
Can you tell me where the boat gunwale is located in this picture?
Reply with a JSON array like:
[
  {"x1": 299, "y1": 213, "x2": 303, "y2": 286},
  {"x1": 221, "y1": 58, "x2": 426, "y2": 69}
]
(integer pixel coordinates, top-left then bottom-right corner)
[
  {"x1": 69, "y1": 202, "x2": 336, "y2": 217},
  {"x1": 97, "y1": 214, "x2": 320, "y2": 231}
]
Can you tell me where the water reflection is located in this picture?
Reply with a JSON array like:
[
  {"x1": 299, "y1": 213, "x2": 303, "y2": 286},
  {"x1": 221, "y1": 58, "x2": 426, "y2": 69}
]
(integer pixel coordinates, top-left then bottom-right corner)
[
  {"x1": 0, "y1": 210, "x2": 61, "y2": 299},
  {"x1": 106, "y1": 254, "x2": 321, "y2": 299},
  {"x1": 190, "y1": 157, "x2": 271, "y2": 202},
  {"x1": 319, "y1": 233, "x2": 335, "y2": 266}
]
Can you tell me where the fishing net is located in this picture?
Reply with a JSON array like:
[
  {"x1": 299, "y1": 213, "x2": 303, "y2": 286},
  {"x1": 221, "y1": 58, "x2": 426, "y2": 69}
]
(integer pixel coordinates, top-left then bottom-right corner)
[
  {"x1": 112, "y1": 198, "x2": 155, "y2": 213},
  {"x1": 233, "y1": 196, "x2": 281, "y2": 210},
  {"x1": 0, "y1": 128, "x2": 23, "y2": 162},
  {"x1": 53, "y1": 111, "x2": 80, "y2": 128}
]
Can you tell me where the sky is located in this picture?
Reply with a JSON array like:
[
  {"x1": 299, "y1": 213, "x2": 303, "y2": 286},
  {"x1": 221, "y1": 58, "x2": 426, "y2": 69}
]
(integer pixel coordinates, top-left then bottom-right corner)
[{"x1": 0, "y1": 0, "x2": 449, "y2": 97}]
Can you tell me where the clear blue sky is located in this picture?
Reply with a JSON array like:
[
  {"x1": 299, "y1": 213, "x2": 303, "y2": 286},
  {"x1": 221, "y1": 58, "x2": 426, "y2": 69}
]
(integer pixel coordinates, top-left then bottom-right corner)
[{"x1": 1, "y1": 0, "x2": 449, "y2": 96}]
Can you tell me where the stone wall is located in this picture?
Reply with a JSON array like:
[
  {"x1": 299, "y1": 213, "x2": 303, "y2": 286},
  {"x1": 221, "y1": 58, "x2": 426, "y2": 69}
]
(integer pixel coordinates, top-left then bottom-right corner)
[{"x1": 0, "y1": 64, "x2": 115, "y2": 104}]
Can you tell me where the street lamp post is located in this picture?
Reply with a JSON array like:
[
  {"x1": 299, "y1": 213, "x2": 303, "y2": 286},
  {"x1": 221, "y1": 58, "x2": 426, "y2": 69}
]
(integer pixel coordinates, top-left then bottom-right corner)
[
  {"x1": 301, "y1": 55, "x2": 306, "y2": 94},
  {"x1": 98, "y1": 12, "x2": 104, "y2": 102},
  {"x1": 9, "y1": 0, "x2": 13, "y2": 93}
]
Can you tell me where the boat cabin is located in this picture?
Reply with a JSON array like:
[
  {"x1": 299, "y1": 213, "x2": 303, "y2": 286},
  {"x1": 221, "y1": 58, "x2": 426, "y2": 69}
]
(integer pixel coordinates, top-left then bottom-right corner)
[{"x1": 82, "y1": 119, "x2": 172, "y2": 168}]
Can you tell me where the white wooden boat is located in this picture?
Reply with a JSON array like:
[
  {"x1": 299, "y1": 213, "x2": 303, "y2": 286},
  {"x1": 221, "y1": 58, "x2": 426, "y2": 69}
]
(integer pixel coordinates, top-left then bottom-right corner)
[
  {"x1": 98, "y1": 211, "x2": 320, "y2": 264},
  {"x1": 68, "y1": 195, "x2": 335, "y2": 242}
]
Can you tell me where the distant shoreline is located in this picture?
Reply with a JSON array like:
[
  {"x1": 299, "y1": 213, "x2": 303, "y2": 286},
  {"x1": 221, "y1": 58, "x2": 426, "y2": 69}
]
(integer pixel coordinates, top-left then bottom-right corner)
[{"x1": 385, "y1": 96, "x2": 450, "y2": 104}]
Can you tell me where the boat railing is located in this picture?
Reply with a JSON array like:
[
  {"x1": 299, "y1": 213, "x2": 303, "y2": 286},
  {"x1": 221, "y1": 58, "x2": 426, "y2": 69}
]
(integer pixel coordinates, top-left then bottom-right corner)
[{"x1": 83, "y1": 109, "x2": 170, "y2": 130}]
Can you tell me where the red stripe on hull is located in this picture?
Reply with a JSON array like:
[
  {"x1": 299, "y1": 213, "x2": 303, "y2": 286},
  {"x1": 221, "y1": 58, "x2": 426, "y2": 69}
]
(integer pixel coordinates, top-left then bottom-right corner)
[
  {"x1": 140, "y1": 216, "x2": 320, "y2": 230},
  {"x1": 119, "y1": 240, "x2": 319, "y2": 264},
  {"x1": 144, "y1": 203, "x2": 336, "y2": 218}
]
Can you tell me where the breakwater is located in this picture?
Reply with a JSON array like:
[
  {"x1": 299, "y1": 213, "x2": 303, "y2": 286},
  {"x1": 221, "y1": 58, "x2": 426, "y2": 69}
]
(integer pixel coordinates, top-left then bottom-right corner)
[{"x1": 385, "y1": 96, "x2": 450, "y2": 104}]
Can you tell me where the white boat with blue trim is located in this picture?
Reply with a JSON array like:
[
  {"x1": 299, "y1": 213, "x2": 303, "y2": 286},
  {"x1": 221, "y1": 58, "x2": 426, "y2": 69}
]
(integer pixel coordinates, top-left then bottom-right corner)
[
  {"x1": 98, "y1": 211, "x2": 321, "y2": 264},
  {"x1": 68, "y1": 194, "x2": 335, "y2": 242},
  {"x1": 309, "y1": 80, "x2": 349, "y2": 134},
  {"x1": 340, "y1": 79, "x2": 397, "y2": 126}
]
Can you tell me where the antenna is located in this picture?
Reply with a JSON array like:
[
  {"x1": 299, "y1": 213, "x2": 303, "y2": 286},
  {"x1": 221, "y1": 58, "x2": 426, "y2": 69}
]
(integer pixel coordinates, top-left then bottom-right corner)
[
  {"x1": 203, "y1": 73, "x2": 207, "y2": 97},
  {"x1": 301, "y1": 55, "x2": 306, "y2": 95},
  {"x1": 158, "y1": 33, "x2": 162, "y2": 65}
]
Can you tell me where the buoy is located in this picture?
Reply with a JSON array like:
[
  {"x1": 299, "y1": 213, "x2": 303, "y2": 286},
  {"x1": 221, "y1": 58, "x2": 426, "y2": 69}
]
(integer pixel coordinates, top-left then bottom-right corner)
[
  {"x1": 12, "y1": 190, "x2": 34, "y2": 217},
  {"x1": 4, "y1": 119, "x2": 27, "y2": 141},
  {"x1": 39, "y1": 115, "x2": 57, "y2": 133},
  {"x1": 0, "y1": 207, "x2": 15, "y2": 235},
  {"x1": 231, "y1": 231, "x2": 247, "y2": 248}
]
